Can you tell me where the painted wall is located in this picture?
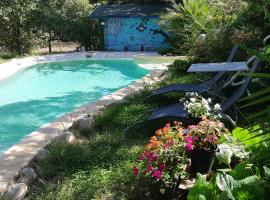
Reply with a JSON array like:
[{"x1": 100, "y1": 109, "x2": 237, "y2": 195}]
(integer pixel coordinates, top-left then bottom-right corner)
[{"x1": 104, "y1": 17, "x2": 170, "y2": 52}]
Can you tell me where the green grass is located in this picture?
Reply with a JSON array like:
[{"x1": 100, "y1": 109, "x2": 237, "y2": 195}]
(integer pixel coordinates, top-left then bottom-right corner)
[{"x1": 27, "y1": 68, "x2": 200, "y2": 200}]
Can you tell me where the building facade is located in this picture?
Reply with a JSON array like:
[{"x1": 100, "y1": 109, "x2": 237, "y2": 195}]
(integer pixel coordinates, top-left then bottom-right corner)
[{"x1": 89, "y1": 4, "x2": 170, "y2": 52}]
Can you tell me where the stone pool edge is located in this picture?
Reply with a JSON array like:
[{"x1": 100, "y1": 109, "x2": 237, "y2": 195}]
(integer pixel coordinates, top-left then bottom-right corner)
[{"x1": 0, "y1": 64, "x2": 168, "y2": 194}]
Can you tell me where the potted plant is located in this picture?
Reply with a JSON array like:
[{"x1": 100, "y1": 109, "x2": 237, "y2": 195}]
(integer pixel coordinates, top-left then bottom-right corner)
[
  {"x1": 184, "y1": 118, "x2": 228, "y2": 174},
  {"x1": 181, "y1": 92, "x2": 222, "y2": 123},
  {"x1": 133, "y1": 122, "x2": 190, "y2": 196}
]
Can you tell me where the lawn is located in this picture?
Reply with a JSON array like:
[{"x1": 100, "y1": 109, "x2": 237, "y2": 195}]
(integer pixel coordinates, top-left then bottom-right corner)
[{"x1": 27, "y1": 64, "x2": 201, "y2": 200}]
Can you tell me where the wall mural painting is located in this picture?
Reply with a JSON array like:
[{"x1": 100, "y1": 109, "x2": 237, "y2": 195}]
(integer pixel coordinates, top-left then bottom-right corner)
[
  {"x1": 135, "y1": 18, "x2": 149, "y2": 32},
  {"x1": 105, "y1": 17, "x2": 170, "y2": 51}
]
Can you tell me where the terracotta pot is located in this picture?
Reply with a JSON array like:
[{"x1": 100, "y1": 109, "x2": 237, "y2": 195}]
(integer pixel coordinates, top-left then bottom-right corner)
[{"x1": 191, "y1": 149, "x2": 215, "y2": 174}]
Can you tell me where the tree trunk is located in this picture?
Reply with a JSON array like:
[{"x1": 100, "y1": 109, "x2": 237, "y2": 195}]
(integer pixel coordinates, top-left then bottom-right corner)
[{"x1": 48, "y1": 33, "x2": 52, "y2": 53}]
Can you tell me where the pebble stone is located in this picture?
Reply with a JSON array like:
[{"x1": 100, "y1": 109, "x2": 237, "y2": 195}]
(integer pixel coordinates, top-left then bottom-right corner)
[{"x1": 3, "y1": 183, "x2": 28, "y2": 200}]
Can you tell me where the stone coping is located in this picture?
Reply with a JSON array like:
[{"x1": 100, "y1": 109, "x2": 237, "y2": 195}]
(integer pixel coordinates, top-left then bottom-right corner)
[
  {"x1": 0, "y1": 52, "x2": 169, "y2": 194},
  {"x1": 0, "y1": 51, "x2": 164, "y2": 81}
]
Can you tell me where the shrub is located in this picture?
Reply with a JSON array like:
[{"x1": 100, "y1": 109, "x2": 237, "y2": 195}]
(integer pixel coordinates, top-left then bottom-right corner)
[{"x1": 167, "y1": 59, "x2": 191, "y2": 76}]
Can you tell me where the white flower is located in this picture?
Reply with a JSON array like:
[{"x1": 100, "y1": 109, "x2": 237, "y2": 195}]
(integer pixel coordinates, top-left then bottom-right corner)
[
  {"x1": 207, "y1": 98, "x2": 212, "y2": 103},
  {"x1": 190, "y1": 98, "x2": 196, "y2": 103},
  {"x1": 202, "y1": 98, "x2": 209, "y2": 106},
  {"x1": 214, "y1": 104, "x2": 221, "y2": 111}
]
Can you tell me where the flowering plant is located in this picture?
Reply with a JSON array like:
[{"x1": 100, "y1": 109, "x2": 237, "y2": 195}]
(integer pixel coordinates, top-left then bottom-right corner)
[
  {"x1": 184, "y1": 118, "x2": 228, "y2": 152},
  {"x1": 133, "y1": 122, "x2": 190, "y2": 187},
  {"x1": 181, "y1": 92, "x2": 221, "y2": 119}
]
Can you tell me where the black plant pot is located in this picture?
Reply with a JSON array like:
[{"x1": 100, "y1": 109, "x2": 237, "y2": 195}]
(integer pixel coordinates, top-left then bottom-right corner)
[{"x1": 191, "y1": 149, "x2": 215, "y2": 174}]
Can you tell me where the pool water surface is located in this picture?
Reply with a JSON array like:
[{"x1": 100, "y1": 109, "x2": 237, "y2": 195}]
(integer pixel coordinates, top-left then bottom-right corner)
[{"x1": 0, "y1": 59, "x2": 149, "y2": 153}]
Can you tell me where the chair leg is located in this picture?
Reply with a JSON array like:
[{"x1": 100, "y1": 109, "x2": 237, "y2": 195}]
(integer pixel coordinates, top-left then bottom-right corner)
[
  {"x1": 234, "y1": 106, "x2": 251, "y2": 126},
  {"x1": 220, "y1": 113, "x2": 236, "y2": 128},
  {"x1": 124, "y1": 120, "x2": 145, "y2": 133}
]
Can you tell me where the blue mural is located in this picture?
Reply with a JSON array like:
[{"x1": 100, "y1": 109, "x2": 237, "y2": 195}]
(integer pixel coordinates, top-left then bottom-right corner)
[{"x1": 104, "y1": 17, "x2": 170, "y2": 52}]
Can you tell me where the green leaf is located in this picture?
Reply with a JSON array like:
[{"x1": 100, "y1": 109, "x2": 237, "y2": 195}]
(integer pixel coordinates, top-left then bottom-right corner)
[
  {"x1": 217, "y1": 168, "x2": 232, "y2": 173},
  {"x1": 247, "y1": 107, "x2": 270, "y2": 120},
  {"x1": 230, "y1": 161, "x2": 253, "y2": 180},
  {"x1": 240, "y1": 95, "x2": 270, "y2": 108},
  {"x1": 234, "y1": 175, "x2": 259, "y2": 188},
  {"x1": 239, "y1": 87, "x2": 270, "y2": 102},
  {"x1": 232, "y1": 127, "x2": 261, "y2": 148},
  {"x1": 216, "y1": 144, "x2": 233, "y2": 166},
  {"x1": 188, "y1": 174, "x2": 215, "y2": 200},
  {"x1": 263, "y1": 166, "x2": 270, "y2": 176},
  {"x1": 239, "y1": 72, "x2": 270, "y2": 79},
  {"x1": 216, "y1": 173, "x2": 235, "y2": 200}
]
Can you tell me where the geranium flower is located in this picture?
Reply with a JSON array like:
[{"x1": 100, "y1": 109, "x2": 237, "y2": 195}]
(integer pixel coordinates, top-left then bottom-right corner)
[
  {"x1": 159, "y1": 163, "x2": 165, "y2": 171},
  {"x1": 188, "y1": 125, "x2": 196, "y2": 130},
  {"x1": 185, "y1": 143, "x2": 193, "y2": 151},
  {"x1": 155, "y1": 129, "x2": 163, "y2": 136},
  {"x1": 152, "y1": 170, "x2": 163, "y2": 180},
  {"x1": 185, "y1": 136, "x2": 193, "y2": 144},
  {"x1": 162, "y1": 126, "x2": 170, "y2": 133},
  {"x1": 152, "y1": 154, "x2": 158, "y2": 162},
  {"x1": 138, "y1": 154, "x2": 144, "y2": 160},
  {"x1": 163, "y1": 143, "x2": 170, "y2": 150},
  {"x1": 147, "y1": 164, "x2": 153, "y2": 173},
  {"x1": 211, "y1": 135, "x2": 218, "y2": 143},
  {"x1": 133, "y1": 166, "x2": 139, "y2": 176},
  {"x1": 165, "y1": 123, "x2": 171, "y2": 127}
]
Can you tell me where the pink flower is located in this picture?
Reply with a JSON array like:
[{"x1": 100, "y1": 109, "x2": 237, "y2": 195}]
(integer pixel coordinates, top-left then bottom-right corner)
[
  {"x1": 188, "y1": 125, "x2": 196, "y2": 130},
  {"x1": 133, "y1": 166, "x2": 139, "y2": 176},
  {"x1": 152, "y1": 170, "x2": 163, "y2": 180},
  {"x1": 174, "y1": 121, "x2": 182, "y2": 126},
  {"x1": 159, "y1": 163, "x2": 165, "y2": 171},
  {"x1": 185, "y1": 143, "x2": 193, "y2": 152},
  {"x1": 185, "y1": 136, "x2": 193, "y2": 144},
  {"x1": 165, "y1": 123, "x2": 171, "y2": 127},
  {"x1": 138, "y1": 154, "x2": 144, "y2": 160},
  {"x1": 163, "y1": 143, "x2": 170, "y2": 150},
  {"x1": 211, "y1": 136, "x2": 218, "y2": 143},
  {"x1": 152, "y1": 154, "x2": 158, "y2": 162},
  {"x1": 147, "y1": 164, "x2": 153, "y2": 173}
]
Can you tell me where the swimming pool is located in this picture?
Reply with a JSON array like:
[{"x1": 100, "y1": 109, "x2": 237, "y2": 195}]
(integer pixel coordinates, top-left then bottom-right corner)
[{"x1": 0, "y1": 59, "x2": 149, "y2": 153}]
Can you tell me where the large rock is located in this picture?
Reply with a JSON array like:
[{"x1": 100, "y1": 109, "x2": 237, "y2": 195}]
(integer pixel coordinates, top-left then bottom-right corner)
[
  {"x1": 36, "y1": 148, "x2": 50, "y2": 161},
  {"x1": 17, "y1": 167, "x2": 37, "y2": 184},
  {"x1": 72, "y1": 117, "x2": 94, "y2": 131},
  {"x1": 54, "y1": 131, "x2": 76, "y2": 144},
  {"x1": 4, "y1": 183, "x2": 28, "y2": 200}
]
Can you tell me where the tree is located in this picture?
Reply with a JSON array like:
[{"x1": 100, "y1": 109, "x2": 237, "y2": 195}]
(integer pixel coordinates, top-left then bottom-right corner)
[
  {"x1": 31, "y1": 0, "x2": 93, "y2": 53},
  {"x1": 0, "y1": 0, "x2": 36, "y2": 54}
]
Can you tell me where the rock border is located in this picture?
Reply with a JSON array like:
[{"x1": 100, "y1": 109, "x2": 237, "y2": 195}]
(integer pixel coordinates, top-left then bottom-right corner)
[{"x1": 0, "y1": 56, "x2": 168, "y2": 196}]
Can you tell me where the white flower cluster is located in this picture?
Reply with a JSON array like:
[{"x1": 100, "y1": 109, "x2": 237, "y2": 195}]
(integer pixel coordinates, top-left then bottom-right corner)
[{"x1": 181, "y1": 92, "x2": 221, "y2": 119}]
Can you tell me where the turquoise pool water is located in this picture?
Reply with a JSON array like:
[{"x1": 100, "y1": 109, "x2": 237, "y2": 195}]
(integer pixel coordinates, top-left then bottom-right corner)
[{"x1": 0, "y1": 59, "x2": 149, "y2": 153}]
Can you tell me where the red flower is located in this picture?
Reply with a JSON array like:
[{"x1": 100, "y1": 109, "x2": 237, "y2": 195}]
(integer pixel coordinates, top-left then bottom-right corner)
[
  {"x1": 185, "y1": 143, "x2": 193, "y2": 152},
  {"x1": 147, "y1": 164, "x2": 153, "y2": 173},
  {"x1": 152, "y1": 170, "x2": 163, "y2": 180},
  {"x1": 152, "y1": 154, "x2": 158, "y2": 162},
  {"x1": 159, "y1": 163, "x2": 165, "y2": 171},
  {"x1": 133, "y1": 166, "x2": 139, "y2": 176}
]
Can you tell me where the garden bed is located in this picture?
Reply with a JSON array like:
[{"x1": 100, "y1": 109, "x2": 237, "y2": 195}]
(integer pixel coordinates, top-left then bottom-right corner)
[{"x1": 26, "y1": 63, "x2": 201, "y2": 199}]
